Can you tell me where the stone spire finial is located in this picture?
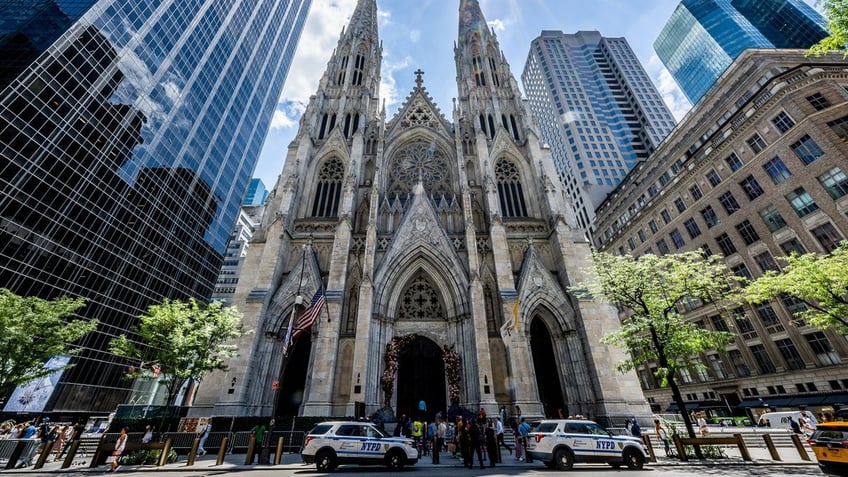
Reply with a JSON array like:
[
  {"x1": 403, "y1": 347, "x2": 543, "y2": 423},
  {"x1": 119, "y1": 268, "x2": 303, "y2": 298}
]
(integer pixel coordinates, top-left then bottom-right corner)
[{"x1": 414, "y1": 68, "x2": 425, "y2": 88}]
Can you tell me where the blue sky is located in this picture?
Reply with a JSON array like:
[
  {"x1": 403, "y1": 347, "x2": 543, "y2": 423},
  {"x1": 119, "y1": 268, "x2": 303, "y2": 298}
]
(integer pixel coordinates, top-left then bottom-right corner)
[{"x1": 253, "y1": 0, "x2": 820, "y2": 189}]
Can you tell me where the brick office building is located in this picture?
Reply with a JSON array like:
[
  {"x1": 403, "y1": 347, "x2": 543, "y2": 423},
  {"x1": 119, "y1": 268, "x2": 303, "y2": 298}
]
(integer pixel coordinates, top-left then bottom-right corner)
[{"x1": 593, "y1": 49, "x2": 848, "y2": 418}]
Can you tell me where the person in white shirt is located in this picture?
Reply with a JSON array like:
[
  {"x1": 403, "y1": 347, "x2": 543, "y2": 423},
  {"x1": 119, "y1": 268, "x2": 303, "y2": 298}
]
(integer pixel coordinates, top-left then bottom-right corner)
[{"x1": 495, "y1": 416, "x2": 511, "y2": 455}]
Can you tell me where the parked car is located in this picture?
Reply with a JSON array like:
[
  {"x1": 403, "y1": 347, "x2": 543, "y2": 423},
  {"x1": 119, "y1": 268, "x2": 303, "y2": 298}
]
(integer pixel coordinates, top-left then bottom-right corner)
[
  {"x1": 807, "y1": 420, "x2": 848, "y2": 476},
  {"x1": 756, "y1": 411, "x2": 818, "y2": 428},
  {"x1": 526, "y1": 419, "x2": 649, "y2": 470},
  {"x1": 301, "y1": 421, "x2": 418, "y2": 471}
]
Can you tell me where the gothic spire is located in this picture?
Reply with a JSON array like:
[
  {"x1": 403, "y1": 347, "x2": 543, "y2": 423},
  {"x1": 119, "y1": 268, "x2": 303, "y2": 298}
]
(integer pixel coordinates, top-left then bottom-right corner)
[
  {"x1": 458, "y1": 0, "x2": 490, "y2": 47},
  {"x1": 345, "y1": 0, "x2": 379, "y2": 41}
]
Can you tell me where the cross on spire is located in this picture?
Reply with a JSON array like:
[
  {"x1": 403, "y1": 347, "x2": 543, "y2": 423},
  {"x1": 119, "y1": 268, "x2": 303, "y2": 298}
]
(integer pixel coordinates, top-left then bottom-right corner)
[{"x1": 414, "y1": 69, "x2": 425, "y2": 87}]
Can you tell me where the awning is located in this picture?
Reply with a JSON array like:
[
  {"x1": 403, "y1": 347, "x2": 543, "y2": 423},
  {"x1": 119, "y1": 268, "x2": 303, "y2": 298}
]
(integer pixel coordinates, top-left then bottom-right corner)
[
  {"x1": 738, "y1": 398, "x2": 794, "y2": 408},
  {"x1": 665, "y1": 403, "x2": 700, "y2": 412},
  {"x1": 822, "y1": 394, "x2": 848, "y2": 405},
  {"x1": 738, "y1": 394, "x2": 848, "y2": 408}
]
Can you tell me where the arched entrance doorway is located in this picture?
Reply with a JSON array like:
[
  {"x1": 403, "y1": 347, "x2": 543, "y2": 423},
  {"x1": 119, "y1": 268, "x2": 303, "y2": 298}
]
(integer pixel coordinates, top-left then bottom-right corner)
[
  {"x1": 396, "y1": 336, "x2": 446, "y2": 421},
  {"x1": 530, "y1": 317, "x2": 566, "y2": 418},
  {"x1": 276, "y1": 337, "x2": 311, "y2": 417}
]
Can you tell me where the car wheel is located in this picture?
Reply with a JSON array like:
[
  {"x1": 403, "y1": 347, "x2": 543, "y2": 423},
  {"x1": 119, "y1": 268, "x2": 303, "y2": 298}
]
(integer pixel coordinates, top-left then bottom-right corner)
[
  {"x1": 386, "y1": 449, "x2": 406, "y2": 470},
  {"x1": 623, "y1": 448, "x2": 644, "y2": 470},
  {"x1": 553, "y1": 448, "x2": 574, "y2": 471},
  {"x1": 315, "y1": 449, "x2": 336, "y2": 472}
]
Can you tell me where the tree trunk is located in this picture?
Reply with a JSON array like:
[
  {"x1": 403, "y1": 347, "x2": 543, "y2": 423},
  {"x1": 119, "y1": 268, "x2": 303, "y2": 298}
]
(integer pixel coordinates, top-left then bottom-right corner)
[{"x1": 667, "y1": 375, "x2": 704, "y2": 460}]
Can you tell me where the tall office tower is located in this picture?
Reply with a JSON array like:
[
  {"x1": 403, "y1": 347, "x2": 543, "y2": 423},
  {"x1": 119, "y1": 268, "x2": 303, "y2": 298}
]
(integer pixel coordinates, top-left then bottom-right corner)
[
  {"x1": 522, "y1": 31, "x2": 677, "y2": 237},
  {"x1": 213, "y1": 206, "x2": 262, "y2": 305},
  {"x1": 0, "y1": 0, "x2": 311, "y2": 414},
  {"x1": 245, "y1": 178, "x2": 269, "y2": 205},
  {"x1": 655, "y1": 0, "x2": 828, "y2": 104},
  {"x1": 193, "y1": 0, "x2": 650, "y2": 425}
]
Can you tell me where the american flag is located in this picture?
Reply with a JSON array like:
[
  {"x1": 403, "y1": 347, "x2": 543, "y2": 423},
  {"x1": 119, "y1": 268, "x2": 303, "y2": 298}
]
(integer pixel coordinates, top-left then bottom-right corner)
[{"x1": 292, "y1": 288, "x2": 325, "y2": 339}]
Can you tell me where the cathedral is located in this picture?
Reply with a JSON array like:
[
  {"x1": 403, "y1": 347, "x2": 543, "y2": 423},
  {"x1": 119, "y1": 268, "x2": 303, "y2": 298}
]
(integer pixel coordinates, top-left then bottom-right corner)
[{"x1": 192, "y1": 0, "x2": 649, "y2": 425}]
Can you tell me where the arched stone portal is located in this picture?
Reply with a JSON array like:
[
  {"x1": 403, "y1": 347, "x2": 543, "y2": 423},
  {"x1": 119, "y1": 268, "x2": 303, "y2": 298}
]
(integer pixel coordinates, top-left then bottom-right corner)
[
  {"x1": 396, "y1": 336, "x2": 446, "y2": 420},
  {"x1": 278, "y1": 337, "x2": 312, "y2": 416},
  {"x1": 530, "y1": 317, "x2": 566, "y2": 418}
]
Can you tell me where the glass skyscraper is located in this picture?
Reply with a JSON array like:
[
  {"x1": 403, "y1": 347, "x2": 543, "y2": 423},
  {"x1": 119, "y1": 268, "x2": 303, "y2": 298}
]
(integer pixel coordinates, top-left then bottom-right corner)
[
  {"x1": 0, "y1": 0, "x2": 311, "y2": 414},
  {"x1": 655, "y1": 0, "x2": 828, "y2": 104},
  {"x1": 522, "y1": 31, "x2": 677, "y2": 237},
  {"x1": 244, "y1": 178, "x2": 269, "y2": 205}
]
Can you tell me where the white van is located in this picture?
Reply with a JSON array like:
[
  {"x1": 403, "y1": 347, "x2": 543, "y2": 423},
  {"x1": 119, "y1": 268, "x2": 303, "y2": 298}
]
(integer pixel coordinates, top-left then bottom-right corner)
[{"x1": 757, "y1": 411, "x2": 818, "y2": 428}]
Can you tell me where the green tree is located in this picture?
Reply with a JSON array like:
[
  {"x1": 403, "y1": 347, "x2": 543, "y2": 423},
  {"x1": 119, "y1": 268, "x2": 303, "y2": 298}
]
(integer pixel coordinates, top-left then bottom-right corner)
[
  {"x1": 809, "y1": 0, "x2": 848, "y2": 56},
  {"x1": 110, "y1": 298, "x2": 248, "y2": 426},
  {"x1": 0, "y1": 289, "x2": 94, "y2": 397},
  {"x1": 744, "y1": 242, "x2": 848, "y2": 334},
  {"x1": 574, "y1": 252, "x2": 738, "y2": 445}
]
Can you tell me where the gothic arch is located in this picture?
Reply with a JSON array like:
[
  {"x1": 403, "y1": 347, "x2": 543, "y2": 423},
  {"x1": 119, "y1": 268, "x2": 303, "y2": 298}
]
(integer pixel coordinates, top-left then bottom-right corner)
[
  {"x1": 374, "y1": 251, "x2": 469, "y2": 322},
  {"x1": 518, "y1": 284, "x2": 577, "y2": 335},
  {"x1": 494, "y1": 156, "x2": 529, "y2": 218},
  {"x1": 382, "y1": 133, "x2": 457, "y2": 197},
  {"x1": 311, "y1": 158, "x2": 345, "y2": 218}
]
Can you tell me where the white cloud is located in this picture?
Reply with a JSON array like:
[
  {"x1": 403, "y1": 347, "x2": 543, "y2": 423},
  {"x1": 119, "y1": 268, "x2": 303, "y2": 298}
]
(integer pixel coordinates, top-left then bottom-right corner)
[
  {"x1": 409, "y1": 29, "x2": 421, "y2": 43},
  {"x1": 646, "y1": 54, "x2": 691, "y2": 122},
  {"x1": 278, "y1": 0, "x2": 359, "y2": 105},
  {"x1": 380, "y1": 53, "x2": 412, "y2": 115},
  {"x1": 487, "y1": 19, "x2": 506, "y2": 32}
]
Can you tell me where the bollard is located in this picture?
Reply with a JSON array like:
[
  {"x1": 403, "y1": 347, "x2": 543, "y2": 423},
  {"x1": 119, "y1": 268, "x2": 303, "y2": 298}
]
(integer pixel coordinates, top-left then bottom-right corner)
[
  {"x1": 245, "y1": 435, "x2": 256, "y2": 465},
  {"x1": 672, "y1": 434, "x2": 687, "y2": 462},
  {"x1": 762, "y1": 434, "x2": 781, "y2": 461},
  {"x1": 33, "y1": 440, "x2": 55, "y2": 469},
  {"x1": 790, "y1": 434, "x2": 811, "y2": 461},
  {"x1": 187, "y1": 437, "x2": 201, "y2": 466},
  {"x1": 274, "y1": 437, "x2": 285, "y2": 465},
  {"x1": 733, "y1": 434, "x2": 752, "y2": 461},
  {"x1": 4, "y1": 440, "x2": 28, "y2": 470},
  {"x1": 61, "y1": 440, "x2": 81, "y2": 469},
  {"x1": 158, "y1": 437, "x2": 173, "y2": 467},
  {"x1": 643, "y1": 435, "x2": 656, "y2": 462},
  {"x1": 216, "y1": 437, "x2": 229, "y2": 466}
]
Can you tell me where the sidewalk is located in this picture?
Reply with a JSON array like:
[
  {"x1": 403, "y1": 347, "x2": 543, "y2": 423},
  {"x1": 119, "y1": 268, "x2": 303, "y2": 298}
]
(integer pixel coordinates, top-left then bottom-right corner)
[{"x1": 2, "y1": 446, "x2": 819, "y2": 473}]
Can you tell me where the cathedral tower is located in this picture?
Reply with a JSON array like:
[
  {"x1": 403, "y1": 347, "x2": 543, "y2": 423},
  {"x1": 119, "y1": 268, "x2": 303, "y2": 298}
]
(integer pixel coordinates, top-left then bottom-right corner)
[{"x1": 193, "y1": 0, "x2": 649, "y2": 425}]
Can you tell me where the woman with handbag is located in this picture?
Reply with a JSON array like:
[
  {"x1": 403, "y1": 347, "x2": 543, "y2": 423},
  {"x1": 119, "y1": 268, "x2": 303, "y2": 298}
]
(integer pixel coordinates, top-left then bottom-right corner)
[{"x1": 107, "y1": 427, "x2": 127, "y2": 472}]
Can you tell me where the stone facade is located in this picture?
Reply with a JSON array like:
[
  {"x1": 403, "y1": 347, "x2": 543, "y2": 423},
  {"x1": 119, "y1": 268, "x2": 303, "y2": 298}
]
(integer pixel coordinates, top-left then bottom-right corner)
[
  {"x1": 192, "y1": 0, "x2": 650, "y2": 425},
  {"x1": 593, "y1": 49, "x2": 848, "y2": 417}
]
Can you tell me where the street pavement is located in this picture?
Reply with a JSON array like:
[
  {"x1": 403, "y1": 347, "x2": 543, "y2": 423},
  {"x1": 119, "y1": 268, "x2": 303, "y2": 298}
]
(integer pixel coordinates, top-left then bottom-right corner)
[{"x1": 0, "y1": 443, "x2": 821, "y2": 475}]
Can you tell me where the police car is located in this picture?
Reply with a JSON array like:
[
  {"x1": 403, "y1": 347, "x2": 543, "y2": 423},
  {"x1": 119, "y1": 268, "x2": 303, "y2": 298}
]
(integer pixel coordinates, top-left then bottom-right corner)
[
  {"x1": 301, "y1": 421, "x2": 419, "y2": 471},
  {"x1": 526, "y1": 419, "x2": 649, "y2": 470}
]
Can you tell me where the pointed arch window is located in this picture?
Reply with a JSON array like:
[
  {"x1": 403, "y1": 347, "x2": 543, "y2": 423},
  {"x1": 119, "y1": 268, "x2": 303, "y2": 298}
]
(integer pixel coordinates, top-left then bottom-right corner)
[
  {"x1": 318, "y1": 113, "x2": 337, "y2": 140},
  {"x1": 312, "y1": 158, "x2": 344, "y2": 217},
  {"x1": 343, "y1": 113, "x2": 359, "y2": 138},
  {"x1": 398, "y1": 273, "x2": 444, "y2": 321},
  {"x1": 495, "y1": 159, "x2": 528, "y2": 218},
  {"x1": 352, "y1": 52, "x2": 366, "y2": 86},
  {"x1": 489, "y1": 57, "x2": 500, "y2": 87},
  {"x1": 338, "y1": 55, "x2": 349, "y2": 85},
  {"x1": 472, "y1": 56, "x2": 486, "y2": 86}
]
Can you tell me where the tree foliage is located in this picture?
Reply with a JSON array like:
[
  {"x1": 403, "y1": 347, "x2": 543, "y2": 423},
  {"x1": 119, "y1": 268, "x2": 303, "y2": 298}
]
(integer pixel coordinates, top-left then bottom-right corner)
[
  {"x1": 809, "y1": 0, "x2": 848, "y2": 56},
  {"x1": 110, "y1": 298, "x2": 248, "y2": 408},
  {"x1": 574, "y1": 251, "x2": 738, "y2": 439},
  {"x1": 0, "y1": 288, "x2": 94, "y2": 391},
  {"x1": 744, "y1": 242, "x2": 848, "y2": 334}
]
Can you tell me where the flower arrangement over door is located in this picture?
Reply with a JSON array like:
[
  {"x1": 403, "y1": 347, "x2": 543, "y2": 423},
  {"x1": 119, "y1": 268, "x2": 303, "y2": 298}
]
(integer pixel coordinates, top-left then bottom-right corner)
[
  {"x1": 442, "y1": 345, "x2": 461, "y2": 404},
  {"x1": 381, "y1": 334, "x2": 417, "y2": 408}
]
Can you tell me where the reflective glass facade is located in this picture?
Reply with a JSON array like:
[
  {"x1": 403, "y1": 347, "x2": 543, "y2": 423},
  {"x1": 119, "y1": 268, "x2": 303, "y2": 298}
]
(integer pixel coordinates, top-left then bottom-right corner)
[
  {"x1": 655, "y1": 0, "x2": 827, "y2": 104},
  {"x1": 0, "y1": 0, "x2": 310, "y2": 413},
  {"x1": 522, "y1": 31, "x2": 676, "y2": 238}
]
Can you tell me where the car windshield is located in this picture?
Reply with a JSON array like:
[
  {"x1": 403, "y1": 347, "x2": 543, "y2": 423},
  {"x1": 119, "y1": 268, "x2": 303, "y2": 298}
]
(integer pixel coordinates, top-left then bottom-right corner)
[
  {"x1": 535, "y1": 422, "x2": 559, "y2": 433},
  {"x1": 308, "y1": 424, "x2": 333, "y2": 435}
]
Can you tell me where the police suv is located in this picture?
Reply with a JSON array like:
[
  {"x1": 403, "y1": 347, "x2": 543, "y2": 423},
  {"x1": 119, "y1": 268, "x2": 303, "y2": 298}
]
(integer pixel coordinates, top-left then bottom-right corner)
[
  {"x1": 301, "y1": 421, "x2": 419, "y2": 471},
  {"x1": 526, "y1": 419, "x2": 649, "y2": 471}
]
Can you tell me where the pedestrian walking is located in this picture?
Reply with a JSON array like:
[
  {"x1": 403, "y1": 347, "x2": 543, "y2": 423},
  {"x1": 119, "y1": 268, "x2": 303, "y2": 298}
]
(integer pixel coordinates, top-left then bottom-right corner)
[
  {"x1": 484, "y1": 421, "x2": 498, "y2": 466},
  {"x1": 518, "y1": 417, "x2": 533, "y2": 463},
  {"x1": 434, "y1": 417, "x2": 446, "y2": 464},
  {"x1": 654, "y1": 419, "x2": 670, "y2": 456},
  {"x1": 495, "y1": 416, "x2": 511, "y2": 455},
  {"x1": 512, "y1": 423, "x2": 523, "y2": 461},
  {"x1": 198, "y1": 421, "x2": 211, "y2": 455},
  {"x1": 250, "y1": 422, "x2": 267, "y2": 464},
  {"x1": 107, "y1": 427, "x2": 127, "y2": 472}
]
